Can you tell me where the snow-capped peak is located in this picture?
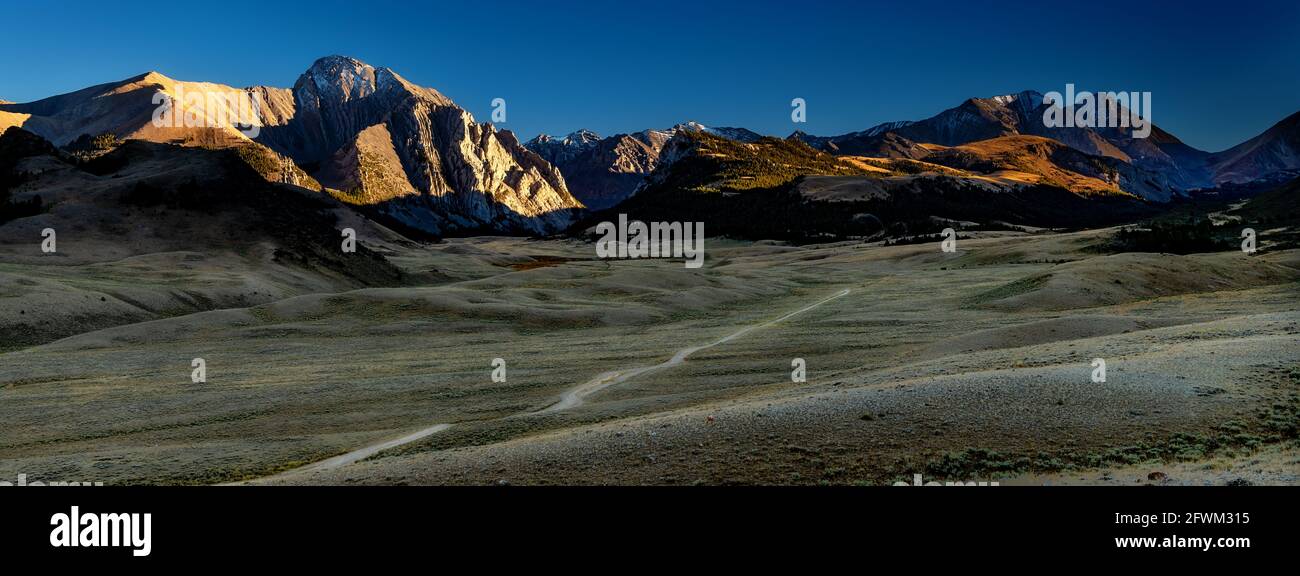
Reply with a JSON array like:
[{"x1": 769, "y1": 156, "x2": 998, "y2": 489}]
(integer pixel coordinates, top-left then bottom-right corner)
[
  {"x1": 526, "y1": 130, "x2": 602, "y2": 150},
  {"x1": 668, "y1": 121, "x2": 764, "y2": 143},
  {"x1": 989, "y1": 90, "x2": 1045, "y2": 109},
  {"x1": 862, "y1": 120, "x2": 915, "y2": 137},
  {"x1": 562, "y1": 129, "x2": 601, "y2": 145},
  {"x1": 303, "y1": 55, "x2": 379, "y2": 102}
]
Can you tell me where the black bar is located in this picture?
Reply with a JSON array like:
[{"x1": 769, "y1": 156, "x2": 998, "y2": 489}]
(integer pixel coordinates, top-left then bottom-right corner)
[{"x1": 2, "y1": 487, "x2": 1287, "y2": 566}]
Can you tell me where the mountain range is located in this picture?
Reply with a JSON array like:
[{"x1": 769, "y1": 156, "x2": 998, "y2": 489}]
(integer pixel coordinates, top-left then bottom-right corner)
[
  {"x1": 2, "y1": 56, "x2": 1298, "y2": 237},
  {"x1": 533, "y1": 91, "x2": 1298, "y2": 214}
]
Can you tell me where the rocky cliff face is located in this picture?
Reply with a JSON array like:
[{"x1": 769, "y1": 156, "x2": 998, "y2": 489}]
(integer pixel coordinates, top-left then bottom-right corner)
[{"x1": 253, "y1": 56, "x2": 582, "y2": 236}]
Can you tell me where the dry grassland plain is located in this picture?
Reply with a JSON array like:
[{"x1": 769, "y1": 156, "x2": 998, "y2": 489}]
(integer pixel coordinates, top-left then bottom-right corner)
[{"x1": 1, "y1": 229, "x2": 1297, "y2": 485}]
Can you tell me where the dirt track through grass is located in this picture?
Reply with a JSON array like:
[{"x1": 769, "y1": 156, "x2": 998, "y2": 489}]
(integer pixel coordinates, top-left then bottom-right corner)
[{"x1": 239, "y1": 288, "x2": 852, "y2": 484}]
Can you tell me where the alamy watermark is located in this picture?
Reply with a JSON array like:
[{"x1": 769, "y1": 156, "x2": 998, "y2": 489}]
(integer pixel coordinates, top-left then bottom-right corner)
[
  {"x1": 940, "y1": 227, "x2": 957, "y2": 253},
  {"x1": 191, "y1": 358, "x2": 206, "y2": 383},
  {"x1": 492, "y1": 98, "x2": 507, "y2": 123},
  {"x1": 50, "y1": 506, "x2": 151, "y2": 557},
  {"x1": 894, "y1": 473, "x2": 999, "y2": 487},
  {"x1": 491, "y1": 358, "x2": 507, "y2": 383},
  {"x1": 1, "y1": 473, "x2": 103, "y2": 487},
  {"x1": 1241, "y1": 228, "x2": 1257, "y2": 254},
  {"x1": 151, "y1": 84, "x2": 262, "y2": 138},
  {"x1": 595, "y1": 214, "x2": 705, "y2": 269},
  {"x1": 1043, "y1": 84, "x2": 1152, "y2": 138},
  {"x1": 1091, "y1": 358, "x2": 1107, "y2": 383}
]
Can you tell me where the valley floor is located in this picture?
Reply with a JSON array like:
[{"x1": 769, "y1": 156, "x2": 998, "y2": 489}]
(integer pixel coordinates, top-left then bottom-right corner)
[{"x1": 1, "y1": 230, "x2": 1298, "y2": 485}]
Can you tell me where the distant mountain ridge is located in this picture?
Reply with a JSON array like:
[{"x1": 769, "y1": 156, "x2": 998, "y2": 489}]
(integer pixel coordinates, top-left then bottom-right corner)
[
  {"x1": 524, "y1": 121, "x2": 763, "y2": 209},
  {"x1": 591, "y1": 129, "x2": 1160, "y2": 243},
  {"x1": 535, "y1": 91, "x2": 1297, "y2": 209},
  {"x1": 791, "y1": 90, "x2": 1300, "y2": 192},
  {"x1": 1210, "y1": 110, "x2": 1300, "y2": 185}
]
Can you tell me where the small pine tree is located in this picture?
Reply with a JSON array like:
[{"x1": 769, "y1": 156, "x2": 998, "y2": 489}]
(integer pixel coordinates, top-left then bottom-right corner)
[{"x1": 91, "y1": 133, "x2": 122, "y2": 151}]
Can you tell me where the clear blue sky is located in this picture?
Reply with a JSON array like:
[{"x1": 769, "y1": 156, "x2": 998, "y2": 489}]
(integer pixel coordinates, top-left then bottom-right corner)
[{"x1": 2, "y1": 0, "x2": 1297, "y2": 151}]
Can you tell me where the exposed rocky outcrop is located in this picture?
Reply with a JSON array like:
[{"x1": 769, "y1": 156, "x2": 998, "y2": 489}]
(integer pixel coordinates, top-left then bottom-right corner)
[
  {"x1": 526, "y1": 129, "x2": 665, "y2": 210},
  {"x1": 249, "y1": 56, "x2": 583, "y2": 236}
]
